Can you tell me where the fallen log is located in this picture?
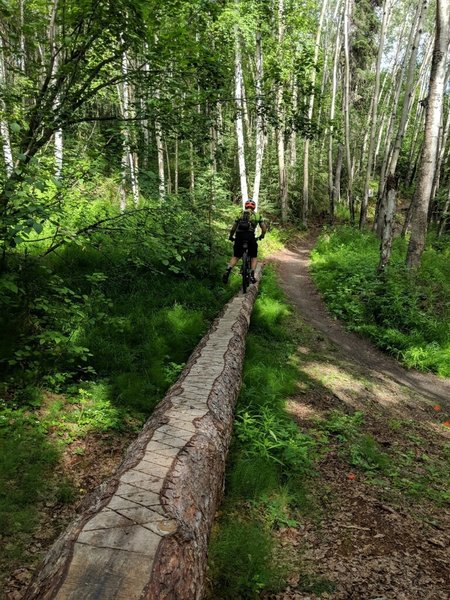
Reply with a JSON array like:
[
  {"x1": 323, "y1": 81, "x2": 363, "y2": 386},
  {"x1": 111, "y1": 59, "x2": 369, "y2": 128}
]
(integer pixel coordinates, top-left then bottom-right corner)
[{"x1": 26, "y1": 272, "x2": 261, "y2": 600}]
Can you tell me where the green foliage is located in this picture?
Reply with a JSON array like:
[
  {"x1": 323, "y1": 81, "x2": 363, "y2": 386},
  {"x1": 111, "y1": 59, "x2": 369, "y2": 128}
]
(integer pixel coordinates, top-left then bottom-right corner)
[
  {"x1": 0, "y1": 408, "x2": 60, "y2": 536},
  {"x1": 209, "y1": 267, "x2": 317, "y2": 596},
  {"x1": 311, "y1": 227, "x2": 450, "y2": 376},
  {"x1": 208, "y1": 520, "x2": 286, "y2": 599}
]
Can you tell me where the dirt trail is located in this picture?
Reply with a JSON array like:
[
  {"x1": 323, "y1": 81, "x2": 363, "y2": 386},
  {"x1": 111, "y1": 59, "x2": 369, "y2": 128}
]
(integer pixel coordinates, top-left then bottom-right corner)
[
  {"x1": 266, "y1": 239, "x2": 450, "y2": 600},
  {"x1": 274, "y1": 241, "x2": 450, "y2": 406}
]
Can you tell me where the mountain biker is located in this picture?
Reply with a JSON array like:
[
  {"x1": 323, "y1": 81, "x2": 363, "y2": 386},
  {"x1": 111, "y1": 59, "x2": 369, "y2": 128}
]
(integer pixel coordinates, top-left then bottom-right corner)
[{"x1": 222, "y1": 199, "x2": 267, "y2": 284}]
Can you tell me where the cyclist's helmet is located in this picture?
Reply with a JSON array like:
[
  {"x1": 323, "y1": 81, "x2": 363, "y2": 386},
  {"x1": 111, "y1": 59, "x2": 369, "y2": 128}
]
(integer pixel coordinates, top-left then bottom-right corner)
[{"x1": 245, "y1": 200, "x2": 256, "y2": 210}]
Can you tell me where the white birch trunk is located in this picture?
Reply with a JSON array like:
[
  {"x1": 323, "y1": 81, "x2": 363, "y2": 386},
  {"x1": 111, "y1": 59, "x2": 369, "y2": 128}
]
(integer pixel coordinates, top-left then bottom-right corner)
[
  {"x1": 378, "y1": 177, "x2": 398, "y2": 271},
  {"x1": 407, "y1": 0, "x2": 449, "y2": 269},
  {"x1": 234, "y1": 24, "x2": 248, "y2": 206},
  {"x1": 0, "y1": 37, "x2": 13, "y2": 176},
  {"x1": 155, "y1": 88, "x2": 165, "y2": 201},
  {"x1": 252, "y1": 31, "x2": 265, "y2": 209},
  {"x1": 328, "y1": 8, "x2": 342, "y2": 221},
  {"x1": 49, "y1": 0, "x2": 63, "y2": 179},
  {"x1": 174, "y1": 135, "x2": 179, "y2": 195},
  {"x1": 189, "y1": 141, "x2": 195, "y2": 196},
  {"x1": 376, "y1": 0, "x2": 428, "y2": 233},
  {"x1": 359, "y1": 0, "x2": 390, "y2": 228},
  {"x1": 430, "y1": 86, "x2": 450, "y2": 201},
  {"x1": 165, "y1": 141, "x2": 172, "y2": 195},
  {"x1": 289, "y1": 80, "x2": 297, "y2": 186},
  {"x1": 122, "y1": 50, "x2": 139, "y2": 206},
  {"x1": 302, "y1": 0, "x2": 329, "y2": 226},
  {"x1": 277, "y1": 0, "x2": 288, "y2": 222},
  {"x1": 386, "y1": 0, "x2": 428, "y2": 182},
  {"x1": 343, "y1": 0, "x2": 354, "y2": 222}
]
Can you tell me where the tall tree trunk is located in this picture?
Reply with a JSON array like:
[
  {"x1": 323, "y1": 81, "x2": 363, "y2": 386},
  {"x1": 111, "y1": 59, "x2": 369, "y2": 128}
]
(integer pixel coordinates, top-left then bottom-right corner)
[
  {"x1": 234, "y1": 24, "x2": 248, "y2": 206},
  {"x1": 438, "y1": 185, "x2": 450, "y2": 236},
  {"x1": 189, "y1": 141, "x2": 195, "y2": 196},
  {"x1": 121, "y1": 50, "x2": 139, "y2": 207},
  {"x1": 343, "y1": 0, "x2": 354, "y2": 223},
  {"x1": 49, "y1": 0, "x2": 63, "y2": 179},
  {"x1": 359, "y1": 0, "x2": 390, "y2": 229},
  {"x1": 333, "y1": 143, "x2": 343, "y2": 217},
  {"x1": 376, "y1": 0, "x2": 428, "y2": 236},
  {"x1": 165, "y1": 141, "x2": 172, "y2": 195},
  {"x1": 302, "y1": 0, "x2": 328, "y2": 227},
  {"x1": 0, "y1": 37, "x2": 13, "y2": 177},
  {"x1": 430, "y1": 90, "x2": 450, "y2": 202},
  {"x1": 407, "y1": 0, "x2": 449, "y2": 269},
  {"x1": 378, "y1": 175, "x2": 398, "y2": 271},
  {"x1": 155, "y1": 88, "x2": 165, "y2": 201},
  {"x1": 328, "y1": 8, "x2": 342, "y2": 223},
  {"x1": 277, "y1": 0, "x2": 288, "y2": 222},
  {"x1": 174, "y1": 135, "x2": 179, "y2": 195},
  {"x1": 252, "y1": 31, "x2": 265, "y2": 208}
]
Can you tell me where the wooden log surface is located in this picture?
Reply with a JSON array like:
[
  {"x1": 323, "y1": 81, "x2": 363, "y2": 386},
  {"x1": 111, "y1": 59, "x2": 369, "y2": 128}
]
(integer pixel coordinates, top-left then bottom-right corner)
[{"x1": 25, "y1": 270, "x2": 261, "y2": 600}]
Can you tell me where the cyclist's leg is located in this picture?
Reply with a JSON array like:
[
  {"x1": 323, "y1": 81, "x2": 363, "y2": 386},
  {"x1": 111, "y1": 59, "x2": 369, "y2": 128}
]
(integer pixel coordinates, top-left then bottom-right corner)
[
  {"x1": 223, "y1": 242, "x2": 243, "y2": 283},
  {"x1": 249, "y1": 239, "x2": 258, "y2": 283}
]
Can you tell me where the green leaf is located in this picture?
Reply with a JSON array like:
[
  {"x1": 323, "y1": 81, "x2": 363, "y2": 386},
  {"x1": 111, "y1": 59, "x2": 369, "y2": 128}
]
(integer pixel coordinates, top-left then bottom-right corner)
[
  {"x1": 33, "y1": 223, "x2": 43, "y2": 234},
  {"x1": 10, "y1": 122, "x2": 21, "y2": 133}
]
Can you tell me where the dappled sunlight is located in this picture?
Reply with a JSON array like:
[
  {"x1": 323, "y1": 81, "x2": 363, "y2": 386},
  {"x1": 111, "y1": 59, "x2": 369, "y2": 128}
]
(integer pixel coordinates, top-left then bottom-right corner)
[
  {"x1": 286, "y1": 399, "x2": 322, "y2": 422},
  {"x1": 292, "y1": 353, "x2": 450, "y2": 441}
]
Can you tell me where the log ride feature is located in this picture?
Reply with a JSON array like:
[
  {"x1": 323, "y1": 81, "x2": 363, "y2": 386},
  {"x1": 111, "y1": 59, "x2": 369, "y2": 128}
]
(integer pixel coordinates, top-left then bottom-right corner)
[{"x1": 25, "y1": 270, "x2": 261, "y2": 600}]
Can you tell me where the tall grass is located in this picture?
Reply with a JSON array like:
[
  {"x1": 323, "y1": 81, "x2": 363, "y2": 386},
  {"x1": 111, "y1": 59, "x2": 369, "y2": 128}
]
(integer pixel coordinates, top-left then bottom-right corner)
[{"x1": 207, "y1": 268, "x2": 317, "y2": 598}]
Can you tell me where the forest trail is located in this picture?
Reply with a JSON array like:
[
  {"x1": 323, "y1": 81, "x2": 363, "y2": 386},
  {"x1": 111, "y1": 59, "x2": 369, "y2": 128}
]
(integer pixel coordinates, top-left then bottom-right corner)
[{"x1": 267, "y1": 238, "x2": 450, "y2": 599}]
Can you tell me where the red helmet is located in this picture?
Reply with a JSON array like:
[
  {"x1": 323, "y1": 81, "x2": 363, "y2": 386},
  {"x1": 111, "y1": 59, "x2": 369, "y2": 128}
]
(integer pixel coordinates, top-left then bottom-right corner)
[{"x1": 245, "y1": 200, "x2": 256, "y2": 210}]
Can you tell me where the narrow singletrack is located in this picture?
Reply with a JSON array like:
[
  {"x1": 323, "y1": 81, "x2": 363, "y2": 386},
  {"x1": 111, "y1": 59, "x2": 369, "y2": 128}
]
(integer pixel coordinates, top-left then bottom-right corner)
[
  {"x1": 267, "y1": 237, "x2": 450, "y2": 600},
  {"x1": 273, "y1": 240, "x2": 450, "y2": 406}
]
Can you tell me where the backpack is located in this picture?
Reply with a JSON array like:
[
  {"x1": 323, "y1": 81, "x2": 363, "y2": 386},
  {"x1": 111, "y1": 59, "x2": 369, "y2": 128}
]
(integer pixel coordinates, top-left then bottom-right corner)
[{"x1": 236, "y1": 210, "x2": 255, "y2": 233}]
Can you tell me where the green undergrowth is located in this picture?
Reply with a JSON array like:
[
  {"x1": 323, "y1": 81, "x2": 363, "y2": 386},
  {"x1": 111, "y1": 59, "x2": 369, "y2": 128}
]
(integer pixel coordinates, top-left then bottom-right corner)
[
  {"x1": 0, "y1": 201, "x2": 236, "y2": 584},
  {"x1": 310, "y1": 226, "x2": 450, "y2": 376},
  {"x1": 208, "y1": 267, "x2": 319, "y2": 599},
  {"x1": 315, "y1": 410, "x2": 450, "y2": 507},
  {"x1": 208, "y1": 263, "x2": 450, "y2": 598}
]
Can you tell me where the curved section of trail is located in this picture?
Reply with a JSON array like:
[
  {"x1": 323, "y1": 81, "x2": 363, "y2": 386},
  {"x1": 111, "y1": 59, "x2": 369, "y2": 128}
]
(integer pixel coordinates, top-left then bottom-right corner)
[
  {"x1": 273, "y1": 241, "x2": 450, "y2": 406},
  {"x1": 269, "y1": 239, "x2": 450, "y2": 600}
]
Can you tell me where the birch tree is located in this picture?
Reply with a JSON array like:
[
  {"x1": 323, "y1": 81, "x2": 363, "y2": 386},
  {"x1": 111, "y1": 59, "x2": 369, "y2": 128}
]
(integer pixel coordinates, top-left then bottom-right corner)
[
  {"x1": 406, "y1": 0, "x2": 450, "y2": 269},
  {"x1": 343, "y1": 0, "x2": 354, "y2": 223},
  {"x1": 359, "y1": 0, "x2": 390, "y2": 229},
  {"x1": 251, "y1": 31, "x2": 265, "y2": 208},
  {"x1": 302, "y1": 0, "x2": 328, "y2": 227},
  {"x1": 0, "y1": 36, "x2": 13, "y2": 176},
  {"x1": 376, "y1": 0, "x2": 428, "y2": 236},
  {"x1": 276, "y1": 0, "x2": 288, "y2": 222},
  {"x1": 234, "y1": 23, "x2": 248, "y2": 205}
]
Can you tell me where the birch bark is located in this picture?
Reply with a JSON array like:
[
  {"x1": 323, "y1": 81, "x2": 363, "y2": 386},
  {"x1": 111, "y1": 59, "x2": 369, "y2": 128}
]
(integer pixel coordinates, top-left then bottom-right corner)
[
  {"x1": 234, "y1": 24, "x2": 248, "y2": 206},
  {"x1": 343, "y1": 0, "x2": 354, "y2": 223},
  {"x1": 0, "y1": 37, "x2": 13, "y2": 176},
  {"x1": 359, "y1": 0, "x2": 390, "y2": 229},
  {"x1": 252, "y1": 31, "x2": 265, "y2": 208},
  {"x1": 302, "y1": 0, "x2": 328, "y2": 226},
  {"x1": 376, "y1": 0, "x2": 428, "y2": 234},
  {"x1": 407, "y1": 0, "x2": 449, "y2": 269},
  {"x1": 277, "y1": 0, "x2": 288, "y2": 222},
  {"x1": 328, "y1": 7, "x2": 342, "y2": 222}
]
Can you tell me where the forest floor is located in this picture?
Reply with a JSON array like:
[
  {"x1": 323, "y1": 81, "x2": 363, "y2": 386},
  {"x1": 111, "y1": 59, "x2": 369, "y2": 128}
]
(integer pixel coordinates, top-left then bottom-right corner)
[
  {"x1": 265, "y1": 237, "x2": 450, "y2": 600},
  {"x1": 4, "y1": 236, "x2": 450, "y2": 600}
]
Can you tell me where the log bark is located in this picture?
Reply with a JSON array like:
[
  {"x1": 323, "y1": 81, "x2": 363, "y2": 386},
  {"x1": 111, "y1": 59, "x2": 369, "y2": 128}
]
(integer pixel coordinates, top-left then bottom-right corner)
[{"x1": 25, "y1": 277, "x2": 261, "y2": 600}]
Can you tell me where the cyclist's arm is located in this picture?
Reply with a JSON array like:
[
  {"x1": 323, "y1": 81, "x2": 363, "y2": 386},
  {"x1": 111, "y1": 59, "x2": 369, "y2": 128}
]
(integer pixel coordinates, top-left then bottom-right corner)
[
  {"x1": 229, "y1": 220, "x2": 238, "y2": 240},
  {"x1": 258, "y1": 219, "x2": 268, "y2": 239}
]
